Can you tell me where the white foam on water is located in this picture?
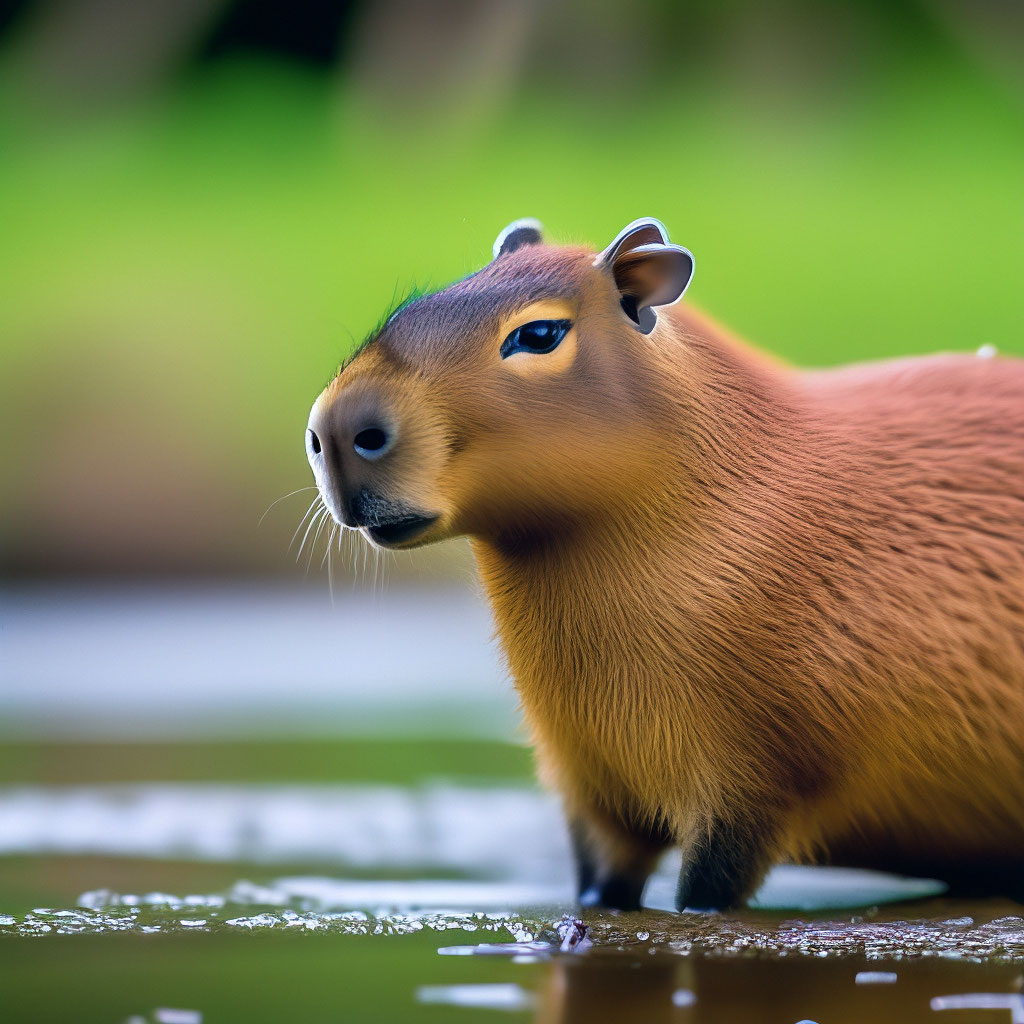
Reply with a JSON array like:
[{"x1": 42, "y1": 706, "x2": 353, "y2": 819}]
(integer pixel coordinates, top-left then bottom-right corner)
[
  {"x1": 5, "y1": 885, "x2": 1022, "y2": 962},
  {"x1": 438, "y1": 941, "x2": 553, "y2": 957},
  {"x1": 416, "y1": 983, "x2": 535, "y2": 1011}
]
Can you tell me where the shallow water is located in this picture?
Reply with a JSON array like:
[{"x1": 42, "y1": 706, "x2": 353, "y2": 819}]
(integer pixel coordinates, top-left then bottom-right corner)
[
  {"x1": 1, "y1": 589, "x2": 1022, "y2": 1022},
  {"x1": 1, "y1": 771, "x2": 1021, "y2": 1022},
  {"x1": 2, "y1": 897, "x2": 1023, "y2": 1022},
  {"x1": 6, "y1": 877, "x2": 1024, "y2": 963}
]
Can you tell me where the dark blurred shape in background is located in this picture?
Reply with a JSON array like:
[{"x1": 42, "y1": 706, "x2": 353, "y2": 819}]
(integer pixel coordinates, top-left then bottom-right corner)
[
  {"x1": 0, "y1": 0, "x2": 1021, "y2": 579},
  {"x1": 200, "y1": 0, "x2": 353, "y2": 68}
]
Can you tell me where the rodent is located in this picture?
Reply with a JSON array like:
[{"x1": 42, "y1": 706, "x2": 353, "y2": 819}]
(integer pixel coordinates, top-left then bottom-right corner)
[{"x1": 305, "y1": 217, "x2": 1024, "y2": 909}]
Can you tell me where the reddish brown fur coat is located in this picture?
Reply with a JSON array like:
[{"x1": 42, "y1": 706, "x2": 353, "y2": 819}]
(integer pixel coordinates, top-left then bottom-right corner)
[
  {"x1": 309, "y1": 241, "x2": 1024, "y2": 907},
  {"x1": 476, "y1": 306, "x2": 1024, "y2": 901}
]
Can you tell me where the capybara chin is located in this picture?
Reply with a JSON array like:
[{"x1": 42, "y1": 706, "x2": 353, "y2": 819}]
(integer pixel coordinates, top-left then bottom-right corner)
[{"x1": 305, "y1": 217, "x2": 1024, "y2": 910}]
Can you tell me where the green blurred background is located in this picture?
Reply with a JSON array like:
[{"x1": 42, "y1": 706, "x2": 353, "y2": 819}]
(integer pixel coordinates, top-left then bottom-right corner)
[
  {"x1": 1, "y1": 0, "x2": 1021, "y2": 581},
  {"x1": 1, "y1": 6, "x2": 1022, "y2": 1020}
]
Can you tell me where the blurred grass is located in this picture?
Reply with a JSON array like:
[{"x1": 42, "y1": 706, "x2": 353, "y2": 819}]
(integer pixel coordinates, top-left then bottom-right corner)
[
  {"x1": 0, "y1": 59, "x2": 1021, "y2": 574},
  {"x1": 0, "y1": 738, "x2": 535, "y2": 785}
]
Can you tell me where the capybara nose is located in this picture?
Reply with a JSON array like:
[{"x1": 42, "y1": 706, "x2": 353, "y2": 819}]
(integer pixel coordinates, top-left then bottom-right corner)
[{"x1": 352, "y1": 423, "x2": 393, "y2": 461}]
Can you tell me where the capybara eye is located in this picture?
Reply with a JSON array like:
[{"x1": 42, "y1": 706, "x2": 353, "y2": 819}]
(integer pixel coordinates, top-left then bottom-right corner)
[{"x1": 500, "y1": 319, "x2": 572, "y2": 359}]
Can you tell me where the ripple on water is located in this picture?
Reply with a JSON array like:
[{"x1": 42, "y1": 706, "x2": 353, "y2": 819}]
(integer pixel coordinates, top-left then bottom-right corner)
[{"x1": 1, "y1": 884, "x2": 1020, "y2": 962}]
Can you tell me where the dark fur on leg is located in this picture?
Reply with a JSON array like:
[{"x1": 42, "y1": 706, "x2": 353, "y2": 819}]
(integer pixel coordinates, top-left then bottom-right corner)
[
  {"x1": 570, "y1": 813, "x2": 671, "y2": 912},
  {"x1": 676, "y1": 818, "x2": 775, "y2": 911},
  {"x1": 569, "y1": 818, "x2": 598, "y2": 898}
]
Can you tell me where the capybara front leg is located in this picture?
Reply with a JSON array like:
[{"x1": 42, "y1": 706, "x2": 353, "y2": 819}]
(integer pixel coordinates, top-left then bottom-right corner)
[
  {"x1": 675, "y1": 817, "x2": 776, "y2": 911},
  {"x1": 569, "y1": 810, "x2": 671, "y2": 912}
]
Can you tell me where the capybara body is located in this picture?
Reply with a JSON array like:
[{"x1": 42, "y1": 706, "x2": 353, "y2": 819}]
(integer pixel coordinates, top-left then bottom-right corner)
[{"x1": 306, "y1": 219, "x2": 1024, "y2": 908}]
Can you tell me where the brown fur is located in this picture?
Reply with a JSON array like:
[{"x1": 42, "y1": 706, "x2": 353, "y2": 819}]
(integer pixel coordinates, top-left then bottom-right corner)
[{"x1": 307, "y1": 238, "x2": 1024, "y2": 907}]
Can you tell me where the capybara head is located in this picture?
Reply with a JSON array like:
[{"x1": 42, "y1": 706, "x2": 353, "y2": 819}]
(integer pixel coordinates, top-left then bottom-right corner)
[{"x1": 306, "y1": 219, "x2": 694, "y2": 549}]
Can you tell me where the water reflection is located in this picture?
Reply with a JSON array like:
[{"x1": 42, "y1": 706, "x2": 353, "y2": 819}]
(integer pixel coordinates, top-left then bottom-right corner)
[
  {"x1": 410, "y1": 941, "x2": 1024, "y2": 1023},
  {"x1": 531, "y1": 951, "x2": 1023, "y2": 1024},
  {"x1": 535, "y1": 952, "x2": 688, "y2": 1023}
]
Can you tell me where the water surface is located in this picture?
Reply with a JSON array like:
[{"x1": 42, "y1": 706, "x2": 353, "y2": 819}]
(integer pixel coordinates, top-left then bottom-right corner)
[
  {"x1": 2, "y1": 589, "x2": 1021, "y2": 1021},
  {"x1": 1, "y1": 745, "x2": 1021, "y2": 1023}
]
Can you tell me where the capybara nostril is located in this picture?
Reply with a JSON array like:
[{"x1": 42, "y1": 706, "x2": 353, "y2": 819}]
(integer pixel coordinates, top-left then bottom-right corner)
[
  {"x1": 306, "y1": 428, "x2": 321, "y2": 456},
  {"x1": 353, "y1": 425, "x2": 392, "y2": 460}
]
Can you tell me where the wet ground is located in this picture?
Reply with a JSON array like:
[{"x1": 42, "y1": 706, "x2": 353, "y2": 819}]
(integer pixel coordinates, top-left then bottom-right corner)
[
  {"x1": 2, "y1": 738, "x2": 1021, "y2": 1023},
  {"x1": 2, "y1": 588, "x2": 1022, "y2": 1022}
]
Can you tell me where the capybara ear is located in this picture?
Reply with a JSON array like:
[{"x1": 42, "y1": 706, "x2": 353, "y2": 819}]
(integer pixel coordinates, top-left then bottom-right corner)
[
  {"x1": 594, "y1": 217, "x2": 670, "y2": 265},
  {"x1": 492, "y1": 218, "x2": 544, "y2": 260},
  {"x1": 595, "y1": 218, "x2": 694, "y2": 334}
]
